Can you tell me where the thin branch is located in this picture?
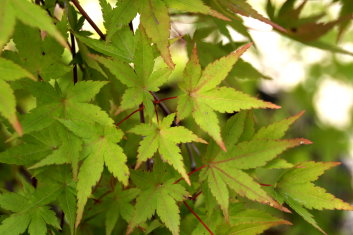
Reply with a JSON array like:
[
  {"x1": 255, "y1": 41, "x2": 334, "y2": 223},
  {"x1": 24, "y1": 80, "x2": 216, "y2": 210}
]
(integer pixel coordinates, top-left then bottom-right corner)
[
  {"x1": 190, "y1": 191, "x2": 202, "y2": 201},
  {"x1": 183, "y1": 201, "x2": 214, "y2": 235},
  {"x1": 186, "y1": 143, "x2": 196, "y2": 171},
  {"x1": 70, "y1": 33, "x2": 78, "y2": 84},
  {"x1": 139, "y1": 104, "x2": 145, "y2": 124},
  {"x1": 59, "y1": 211, "x2": 65, "y2": 232},
  {"x1": 70, "y1": 0, "x2": 106, "y2": 40},
  {"x1": 19, "y1": 167, "x2": 37, "y2": 188},
  {"x1": 138, "y1": 102, "x2": 154, "y2": 171}
]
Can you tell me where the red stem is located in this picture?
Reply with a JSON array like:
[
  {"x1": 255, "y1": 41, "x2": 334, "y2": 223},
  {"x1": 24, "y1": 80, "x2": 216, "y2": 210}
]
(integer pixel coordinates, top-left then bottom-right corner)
[
  {"x1": 154, "y1": 103, "x2": 159, "y2": 123},
  {"x1": 154, "y1": 96, "x2": 178, "y2": 104},
  {"x1": 174, "y1": 165, "x2": 207, "y2": 184},
  {"x1": 183, "y1": 201, "x2": 214, "y2": 235},
  {"x1": 116, "y1": 105, "x2": 144, "y2": 127},
  {"x1": 191, "y1": 191, "x2": 203, "y2": 201},
  {"x1": 258, "y1": 183, "x2": 272, "y2": 187}
]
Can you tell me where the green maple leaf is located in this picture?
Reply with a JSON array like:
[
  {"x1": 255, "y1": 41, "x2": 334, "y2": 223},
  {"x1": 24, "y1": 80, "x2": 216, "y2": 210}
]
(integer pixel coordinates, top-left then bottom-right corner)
[
  {"x1": 0, "y1": 186, "x2": 61, "y2": 235},
  {"x1": 20, "y1": 80, "x2": 111, "y2": 133},
  {"x1": 0, "y1": 0, "x2": 67, "y2": 49},
  {"x1": 252, "y1": 111, "x2": 305, "y2": 169},
  {"x1": 253, "y1": 111, "x2": 304, "y2": 140},
  {"x1": 12, "y1": 18, "x2": 70, "y2": 81},
  {"x1": 94, "y1": 30, "x2": 172, "y2": 118},
  {"x1": 217, "y1": 208, "x2": 292, "y2": 235},
  {"x1": 0, "y1": 122, "x2": 82, "y2": 179},
  {"x1": 34, "y1": 166, "x2": 77, "y2": 234},
  {"x1": 276, "y1": 161, "x2": 353, "y2": 234},
  {"x1": 60, "y1": 119, "x2": 130, "y2": 228},
  {"x1": 129, "y1": 113, "x2": 206, "y2": 184},
  {"x1": 0, "y1": 57, "x2": 35, "y2": 135},
  {"x1": 202, "y1": 137, "x2": 312, "y2": 220},
  {"x1": 103, "y1": 185, "x2": 140, "y2": 235},
  {"x1": 177, "y1": 44, "x2": 280, "y2": 151},
  {"x1": 127, "y1": 163, "x2": 188, "y2": 235}
]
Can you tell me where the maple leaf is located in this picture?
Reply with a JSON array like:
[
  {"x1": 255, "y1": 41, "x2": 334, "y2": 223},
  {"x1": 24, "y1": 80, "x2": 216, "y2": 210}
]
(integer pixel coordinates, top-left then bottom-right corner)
[
  {"x1": 34, "y1": 166, "x2": 77, "y2": 234},
  {"x1": 12, "y1": 20, "x2": 70, "y2": 81},
  {"x1": 60, "y1": 119, "x2": 130, "y2": 228},
  {"x1": 103, "y1": 185, "x2": 140, "y2": 235},
  {"x1": 252, "y1": 111, "x2": 305, "y2": 169},
  {"x1": 94, "y1": 31, "x2": 172, "y2": 118},
  {"x1": 217, "y1": 208, "x2": 292, "y2": 235},
  {"x1": 129, "y1": 113, "x2": 206, "y2": 185},
  {"x1": 177, "y1": 44, "x2": 280, "y2": 151},
  {"x1": 202, "y1": 136, "x2": 312, "y2": 220},
  {"x1": 276, "y1": 161, "x2": 353, "y2": 234},
  {"x1": 127, "y1": 163, "x2": 189, "y2": 235},
  {"x1": 0, "y1": 185, "x2": 61, "y2": 235},
  {"x1": 20, "y1": 80, "x2": 111, "y2": 134},
  {"x1": 0, "y1": 122, "x2": 82, "y2": 179}
]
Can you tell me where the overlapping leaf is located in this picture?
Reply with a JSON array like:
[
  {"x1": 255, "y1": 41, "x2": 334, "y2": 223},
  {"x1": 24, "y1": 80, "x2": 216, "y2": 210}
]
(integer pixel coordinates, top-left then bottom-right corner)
[
  {"x1": 266, "y1": 0, "x2": 353, "y2": 56},
  {"x1": 0, "y1": 0, "x2": 67, "y2": 49},
  {"x1": 130, "y1": 113, "x2": 206, "y2": 184},
  {"x1": 177, "y1": 44, "x2": 279, "y2": 151},
  {"x1": 103, "y1": 185, "x2": 140, "y2": 235},
  {"x1": 135, "y1": 0, "x2": 228, "y2": 68},
  {"x1": 0, "y1": 185, "x2": 60, "y2": 235},
  {"x1": 34, "y1": 166, "x2": 77, "y2": 234},
  {"x1": 20, "y1": 80, "x2": 111, "y2": 133},
  {"x1": 0, "y1": 122, "x2": 82, "y2": 179},
  {"x1": 11, "y1": 19, "x2": 70, "y2": 81},
  {"x1": 276, "y1": 161, "x2": 353, "y2": 234}
]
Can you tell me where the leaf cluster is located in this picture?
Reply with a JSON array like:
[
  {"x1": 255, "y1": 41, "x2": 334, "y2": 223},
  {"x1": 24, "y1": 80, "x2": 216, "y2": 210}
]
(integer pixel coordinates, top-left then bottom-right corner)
[{"x1": 0, "y1": 0, "x2": 352, "y2": 235}]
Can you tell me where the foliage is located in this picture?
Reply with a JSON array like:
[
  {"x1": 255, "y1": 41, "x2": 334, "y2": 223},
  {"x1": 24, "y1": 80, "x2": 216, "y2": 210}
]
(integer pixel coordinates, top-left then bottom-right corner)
[{"x1": 0, "y1": 0, "x2": 352, "y2": 234}]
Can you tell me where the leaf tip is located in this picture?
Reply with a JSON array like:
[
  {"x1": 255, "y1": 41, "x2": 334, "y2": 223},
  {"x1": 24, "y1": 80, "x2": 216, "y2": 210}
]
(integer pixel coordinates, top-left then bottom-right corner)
[
  {"x1": 196, "y1": 137, "x2": 208, "y2": 144},
  {"x1": 269, "y1": 103, "x2": 281, "y2": 109},
  {"x1": 209, "y1": 10, "x2": 231, "y2": 21},
  {"x1": 233, "y1": 42, "x2": 253, "y2": 57},
  {"x1": 217, "y1": 140, "x2": 227, "y2": 152},
  {"x1": 297, "y1": 138, "x2": 312, "y2": 145}
]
